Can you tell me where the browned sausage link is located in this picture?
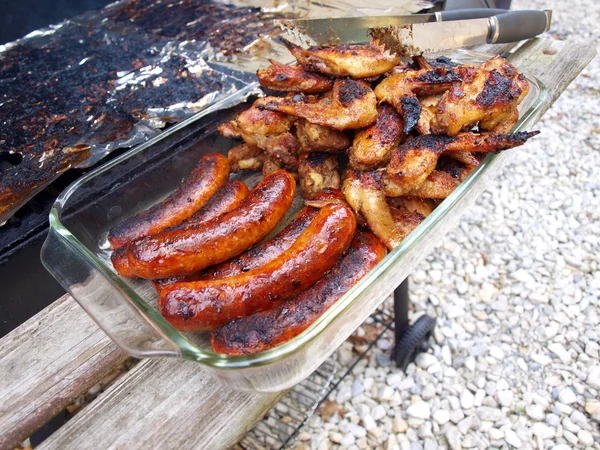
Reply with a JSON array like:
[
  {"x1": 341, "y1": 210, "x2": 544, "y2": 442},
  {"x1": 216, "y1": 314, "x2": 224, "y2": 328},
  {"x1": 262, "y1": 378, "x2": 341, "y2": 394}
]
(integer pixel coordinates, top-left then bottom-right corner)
[
  {"x1": 152, "y1": 206, "x2": 319, "y2": 292},
  {"x1": 107, "y1": 153, "x2": 230, "y2": 249},
  {"x1": 170, "y1": 180, "x2": 249, "y2": 230},
  {"x1": 110, "y1": 246, "x2": 136, "y2": 278},
  {"x1": 127, "y1": 171, "x2": 296, "y2": 279},
  {"x1": 159, "y1": 203, "x2": 357, "y2": 331},
  {"x1": 211, "y1": 231, "x2": 386, "y2": 354},
  {"x1": 113, "y1": 181, "x2": 249, "y2": 279}
]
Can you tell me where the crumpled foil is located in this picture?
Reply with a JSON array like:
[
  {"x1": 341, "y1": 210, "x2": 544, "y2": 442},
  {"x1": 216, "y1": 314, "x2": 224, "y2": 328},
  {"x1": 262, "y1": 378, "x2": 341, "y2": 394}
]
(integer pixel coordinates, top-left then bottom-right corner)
[{"x1": 0, "y1": 0, "x2": 432, "y2": 225}]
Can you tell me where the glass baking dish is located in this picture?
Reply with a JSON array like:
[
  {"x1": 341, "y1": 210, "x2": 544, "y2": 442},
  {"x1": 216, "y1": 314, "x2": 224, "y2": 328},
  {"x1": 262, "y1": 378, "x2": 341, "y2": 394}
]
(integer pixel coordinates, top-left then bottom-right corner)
[{"x1": 41, "y1": 50, "x2": 548, "y2": 392}]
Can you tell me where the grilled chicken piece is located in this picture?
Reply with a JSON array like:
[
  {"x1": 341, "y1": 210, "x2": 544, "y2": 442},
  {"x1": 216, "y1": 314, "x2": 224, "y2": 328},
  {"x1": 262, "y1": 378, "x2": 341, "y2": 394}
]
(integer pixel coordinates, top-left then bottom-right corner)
[
  {"x1": 433, "y1": 56, "x2": 529, "y2": 136},
  {"x1": 342, "y1": 169, "x2": 423, "y2": 250},
  {"x1": 374, "y1": 65, "x2": 463, "y2": 134},
  {"x1": 444, "y1": 150, "x2": 479, "y2": 169},
  {"x1": 218, "y1": 122, "x2": 241, "y2": 139},
  {"x1": 387, "y1": 131, "x2": 539, "y2": 196},
  {"x1": 263, "y1": 132, "x2": 300, "y2": 171},
  {"x1": 415, "y1": 95, "x2": 442, "y2": 135},
  {"x1": 228, "y1": 143, "x2": 265, "y2": 172},
  {"x1": 349, "y1": 103, "x2": 405, "y2": 170},
  {"x1": 296, "y1": 119, "x2": 350, "y2": 153},
  {"x1": 257, "y1": 60, "x2": 334, "y2": 93},
  {"x1": 298, "y1": 153, "x2": 341, "y2": 199},
  {"x1": 220, "y1": 103, "x2": 293, "y2": 148},
  {"x1": 387, "y1": 169, "x2": 460, "y2": 199},
  {"x1": 388, "y1": 196, "x2": 436, "y2": 217},
  {"x1": 257, "y1": 78, "x2": 378, "y2": 130},
  {"x1": 281, "y1": 38, "x2": 401, "y2": 78},
  {"x1": 262, "y1": 157, "x2": 284, "y2": 176}
]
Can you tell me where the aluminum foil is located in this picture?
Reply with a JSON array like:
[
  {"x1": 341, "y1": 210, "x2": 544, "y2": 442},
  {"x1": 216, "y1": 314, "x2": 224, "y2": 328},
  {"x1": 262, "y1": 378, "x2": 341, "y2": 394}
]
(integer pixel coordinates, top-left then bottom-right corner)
[{"x1": 0, "y1": 0, "x2": 432, "y2": 224}]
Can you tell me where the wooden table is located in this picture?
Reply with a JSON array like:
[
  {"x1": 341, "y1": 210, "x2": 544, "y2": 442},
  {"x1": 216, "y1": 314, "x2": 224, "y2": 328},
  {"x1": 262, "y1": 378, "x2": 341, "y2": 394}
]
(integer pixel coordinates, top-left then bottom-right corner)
[{"x1": 0, "y1": 37, "x2": 595, "y2": 450}]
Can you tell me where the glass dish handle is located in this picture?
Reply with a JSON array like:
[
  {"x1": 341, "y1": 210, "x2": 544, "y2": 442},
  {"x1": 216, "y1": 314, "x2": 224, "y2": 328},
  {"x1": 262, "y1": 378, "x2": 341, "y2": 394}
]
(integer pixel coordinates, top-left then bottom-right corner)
[{"x1": 41, "y1": 227, "x2": 181, "y2": 359}]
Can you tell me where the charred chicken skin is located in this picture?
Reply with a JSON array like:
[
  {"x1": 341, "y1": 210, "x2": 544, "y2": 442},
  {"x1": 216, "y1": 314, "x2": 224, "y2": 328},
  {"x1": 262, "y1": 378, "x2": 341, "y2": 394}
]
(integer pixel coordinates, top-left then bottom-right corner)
[
  {"x1": 348, "y1": 103, "x2": 405, "y2": 170},
  {"x1": 386, "y1": 131, "x2": 539, "y2": 196},
  {"x1": 433, "y1": 56, "x2": 529, "y2": 135},
  {"x1": 374, "y1": 65, "x2": 463, "y2": 134},
  {"x1": 281, "y1": 38, "x2": 401, "y2": 78}
]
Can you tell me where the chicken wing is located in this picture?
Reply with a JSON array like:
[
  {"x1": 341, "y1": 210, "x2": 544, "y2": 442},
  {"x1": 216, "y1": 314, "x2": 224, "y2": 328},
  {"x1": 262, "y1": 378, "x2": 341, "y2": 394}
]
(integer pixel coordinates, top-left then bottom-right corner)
[
  {"x1": 281, "y1": 38, "x2": 401, "y2": 78},
  {"x1": 257, "y1": 59, "x2": 334, "y2": 93},
  {"x1": 348, "y1": 103, "x2": 405, "y2": 171},
  {"x1": 220, "y1": 103, "x2": 293, "y2": 148},
  {"x1": 374, "y1": 65, "x2": 463, "y2": 134},
  {"x1": 433, "y1": 56, "x2": 529, "y2": 136},
  {"x1": 415, "y1": 95, "x2": 442, "y2": 135},
  {"x1": 228, "y1": 143, "x2": 264, "y2": 172},
  {"x1": 387, "y1": 131, "x2": 539, "y2": 196},
  {"x1": 296, "y1": 119, "x2": 350, "y2": 153},
  {"x1": 388, "y1": 196, "x2": 436, "y2": 217},
  {"x1": 263, "y1": 132, "x2": 300, "y2": 171},
  {"x1": 257, "y1": 78, "x2": 378, "y2": 130},
  {"x1": 298, "y1": 153, "x2": 341, "y2": 199},
  {"x1": 342, "y1": 169, "x2": 423, "y2": 250}
]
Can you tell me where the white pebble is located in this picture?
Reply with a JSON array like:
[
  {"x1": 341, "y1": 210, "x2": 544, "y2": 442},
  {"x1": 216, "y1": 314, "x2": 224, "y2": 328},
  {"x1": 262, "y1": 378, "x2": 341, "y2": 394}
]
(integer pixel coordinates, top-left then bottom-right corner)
[
  {"x1": 415, "y1": 353, "x2": 438, "y2": 370},
  {"x1": 392, "y1": 417, "x2": 408, "y2": 433},
  {"x1": 548, "y1": 343, "x2": 572, "y2": 364},
  {"x1": 362, "y1": 415, "x2": 377, "y2": 431},
  {"x1": 372, "y1": 405, "x2": 386, "y2": 421},
  {"x1": 577, "y1": 429, "x2": 594, "y2": 446},
  {"x1": 504, "y1": 429, "x2": 522, "y2": 448},
  {"x1": 526, "y1": 404, "x2": 546, "y2": 421},
  {"x1": 532, "y1": 422, "x2": 555, "y2": 440},
  {"x1": 445, "y1": 426, "x2": 462, "y2": 450},
  {"x1": 432, "y1": 409, "x2": 450, "y2": 425},
  {"x1": 558, "y1": 388, "x2": 578, "y2": 405},
  {"x1": 489, "y1": 346, "x2": 505, "y2": 360},
  {"x1": 460, "y1": 390, "x2": 475, "y2": 409},
  {"x1": 586, "y1": 365, "x2": 600, "y2": 389},
  {"x1": 406, "y1": 401, "x2": 431, "y2": 420},
  {"x1": 349, "y1": 424, "x2": 367, "y2": 438},
  {"x1": 496, "y1": 390, "x2": 514, "y2": 407}
]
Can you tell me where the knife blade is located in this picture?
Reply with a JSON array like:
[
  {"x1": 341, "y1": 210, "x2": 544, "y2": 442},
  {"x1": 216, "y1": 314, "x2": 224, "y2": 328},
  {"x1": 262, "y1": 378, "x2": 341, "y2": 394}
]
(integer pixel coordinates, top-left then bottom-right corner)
[
  {"x1": 370, "y1": 10, "x2": 552, "y2": 57},
  {"x1": 274, "y1": 9, "x2": 508, "y2": 46}
]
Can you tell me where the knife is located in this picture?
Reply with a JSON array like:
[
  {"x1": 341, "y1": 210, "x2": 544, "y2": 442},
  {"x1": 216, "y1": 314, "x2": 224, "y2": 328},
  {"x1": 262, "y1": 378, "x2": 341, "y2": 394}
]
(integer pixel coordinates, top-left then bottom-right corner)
[
  {"x1": 369, "y1": 10, "x2": 552, "y2": 56},
  {"x1": 275, "y1": 9, "x2": 551, "y2": 55},
  {"x1": 276, "y1": 9, "x2": 513, "y2": 46}
]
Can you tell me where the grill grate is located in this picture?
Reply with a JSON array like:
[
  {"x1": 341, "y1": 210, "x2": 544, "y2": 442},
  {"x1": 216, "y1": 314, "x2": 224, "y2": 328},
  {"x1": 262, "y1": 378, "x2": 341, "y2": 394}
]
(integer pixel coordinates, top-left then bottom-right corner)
[{"x1": 238, "y1": 303, "x2": 396, "y2": 450}]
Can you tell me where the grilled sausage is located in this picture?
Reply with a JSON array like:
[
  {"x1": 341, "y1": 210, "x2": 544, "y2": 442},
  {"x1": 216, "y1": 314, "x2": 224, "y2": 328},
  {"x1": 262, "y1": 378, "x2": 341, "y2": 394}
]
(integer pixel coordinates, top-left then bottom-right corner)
[
  {"x1": 169, "y1": 180, "x2": 249, "y2": 230},
  {"x1": 127, "y1": 171, "x2": 296, "y2": 279},
  {"x1": 152, "y1": 206, "x2": 319, "y2": 291},
  {"x1": 111, "y1": 246, "x2": 136, "y2": 278},
  {"x1": 107, "y1": 153, "x2": 230, "y2": 249},
  {"x1": 211, "y1": 231, "x2": 386, "y2": 354},
  {"x1": 159, "y1": 203, "x2": 357, "y2": 331},
  {"x1": 112, "y1": 180, "x2": 249, "y2": 278}
]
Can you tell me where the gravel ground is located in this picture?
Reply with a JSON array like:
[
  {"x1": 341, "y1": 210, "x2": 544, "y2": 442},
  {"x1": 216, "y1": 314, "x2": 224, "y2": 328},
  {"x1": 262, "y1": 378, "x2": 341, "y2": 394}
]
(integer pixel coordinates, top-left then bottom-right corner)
[{"x1": 295, "y1": 1, "x2": 600, "y2": 449}]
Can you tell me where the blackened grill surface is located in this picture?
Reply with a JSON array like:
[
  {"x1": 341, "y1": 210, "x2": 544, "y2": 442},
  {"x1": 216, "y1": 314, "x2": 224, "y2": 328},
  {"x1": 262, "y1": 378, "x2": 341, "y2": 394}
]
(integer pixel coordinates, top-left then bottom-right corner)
[{"x1": 0, "y1": 0, "x2": 284, "y2": 223}]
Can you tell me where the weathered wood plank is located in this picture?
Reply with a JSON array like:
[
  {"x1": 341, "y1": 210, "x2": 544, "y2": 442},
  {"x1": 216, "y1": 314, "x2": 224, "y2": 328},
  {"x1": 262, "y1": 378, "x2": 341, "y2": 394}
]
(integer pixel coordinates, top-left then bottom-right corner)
[
  {"x1": 38, "y1": 359, "x2": 284, "y2": 450},
  {"x1": 0, "y1": 295, "x2": 127, "y2": 450}
]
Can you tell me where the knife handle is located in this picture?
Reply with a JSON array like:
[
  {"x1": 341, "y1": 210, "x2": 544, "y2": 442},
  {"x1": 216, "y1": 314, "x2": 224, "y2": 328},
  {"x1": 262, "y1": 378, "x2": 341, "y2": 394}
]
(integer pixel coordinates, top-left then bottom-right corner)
[
  {"x1": 489, "y1": 10, "x2": 552, "y2": 43},
  {"x1": 436, "y1": 8, "x2": 507, "y2": 22}
]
